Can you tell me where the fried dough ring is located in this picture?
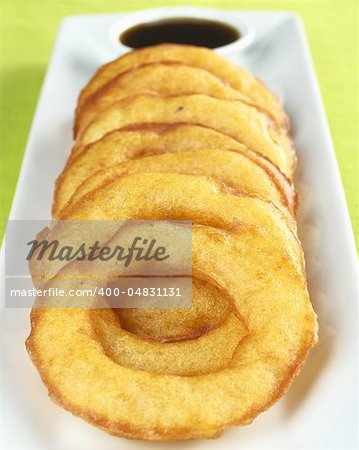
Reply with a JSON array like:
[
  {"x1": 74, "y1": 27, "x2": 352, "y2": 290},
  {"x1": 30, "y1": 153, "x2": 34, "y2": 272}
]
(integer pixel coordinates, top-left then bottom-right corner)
[
  {"x1": 28, "y1": 173, "x2": 306, "y2": 366},
  {"x1": 61, "y1": 150, "x2": 295, "y2": 224},
  {"x1": 76, "y1": 43, "x2": 288, "y2": 130},
  {"x1": 26, "y1": 224, "x2": 317, "y2": 440},
  {"x1": 75, "y1": 62, "x2": 255, "y2": 136},
  {"x1": 54, "y1": 123, "x2": 296, "y2": 218},
  {"x1": 72, "y1": 94, "x2": 294, "y2": 177},
  {"x1": 50, "y1": 173, "x2": 302, "y2": 276}
]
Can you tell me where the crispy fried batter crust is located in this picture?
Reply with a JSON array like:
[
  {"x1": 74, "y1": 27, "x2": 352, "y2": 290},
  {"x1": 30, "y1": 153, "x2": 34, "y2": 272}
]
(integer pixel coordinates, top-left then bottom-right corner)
[
  {"x1": 72, "y1": 94, "x2": 294, "y2": 177},
  {"x1": 53, "y1": 123, "x2": 296, "y2": 218},
  {"x1": 76, "y1": 44, "x2": 289, "y2": 131}
]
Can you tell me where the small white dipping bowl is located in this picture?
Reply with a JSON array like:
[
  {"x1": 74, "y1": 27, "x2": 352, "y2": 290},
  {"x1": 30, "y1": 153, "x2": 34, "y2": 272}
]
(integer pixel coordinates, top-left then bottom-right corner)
[{"x1": 108, "y1": 6, "x2": 255, "y2": 57}]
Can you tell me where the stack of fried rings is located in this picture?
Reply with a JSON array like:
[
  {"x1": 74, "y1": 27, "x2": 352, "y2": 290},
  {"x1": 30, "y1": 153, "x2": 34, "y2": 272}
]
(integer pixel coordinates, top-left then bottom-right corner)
[{"x1": 26, "y1": 44, "x2": 318, "y2": 441}]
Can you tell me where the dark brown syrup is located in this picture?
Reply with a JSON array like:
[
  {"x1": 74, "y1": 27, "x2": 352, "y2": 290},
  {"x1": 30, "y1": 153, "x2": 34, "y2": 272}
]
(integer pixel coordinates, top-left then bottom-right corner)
[{"x1": 120, "y1": 17, "x2": 240, "y2": 49}]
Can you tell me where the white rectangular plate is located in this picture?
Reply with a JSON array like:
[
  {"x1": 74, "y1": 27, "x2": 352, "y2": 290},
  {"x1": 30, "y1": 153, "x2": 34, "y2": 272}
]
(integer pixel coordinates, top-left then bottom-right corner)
[{"x1": 1, "y1": 10, "x2": 358, "y2": 450}]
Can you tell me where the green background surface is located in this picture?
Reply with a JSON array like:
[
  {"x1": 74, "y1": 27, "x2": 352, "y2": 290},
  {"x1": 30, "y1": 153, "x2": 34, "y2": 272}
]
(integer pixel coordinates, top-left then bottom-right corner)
[{"x1": 0, "y1": 0, "x2": 358, "y2": 245}]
